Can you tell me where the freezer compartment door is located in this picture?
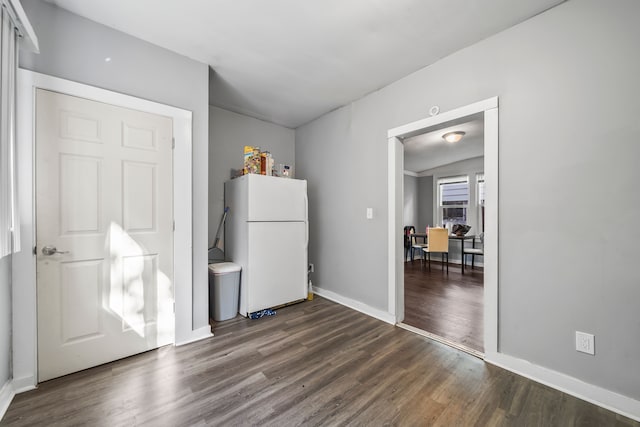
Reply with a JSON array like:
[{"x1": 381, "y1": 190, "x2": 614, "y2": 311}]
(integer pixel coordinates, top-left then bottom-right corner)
[
  {"x1": 247, "y1": 175, "x2": 307, "y2": 222},
  {"x1": 246, "y1": 221, "x2": 308, "y2": 313}
]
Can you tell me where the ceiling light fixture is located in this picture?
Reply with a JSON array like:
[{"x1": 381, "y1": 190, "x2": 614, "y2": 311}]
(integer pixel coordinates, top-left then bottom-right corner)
[{"x1": 442, "y1": 131, "x2": 465, "y2": 143}]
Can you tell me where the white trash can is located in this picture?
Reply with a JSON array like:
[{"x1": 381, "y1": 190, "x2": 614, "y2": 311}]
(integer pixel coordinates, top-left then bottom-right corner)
[{"x1": 208, "y1": 262, "x2": 241, "y2": 321}]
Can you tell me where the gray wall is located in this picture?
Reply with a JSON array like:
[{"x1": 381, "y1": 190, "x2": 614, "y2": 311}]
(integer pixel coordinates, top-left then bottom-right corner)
[
  {"x1": 402, "y1": 174, "x2": 418, "y2": 228},
  {"x1": 209, "y1": 106, "x2": 295, "y2": 248},
  {"x1": 20, "y1": 0, "x2": 210, "y2": 329},
  {"x1": 296, "y1": 0, "x2": 640, "y2": 401},
  {"x1": 416, "y1": 176, "x2": 433, "y2": 232},
  {"x1": 0, "y1": 256, "x2": 10, "y2": 392},
  {"x1": 403, "y1": 174, "x2": 433, "y2": 233}
]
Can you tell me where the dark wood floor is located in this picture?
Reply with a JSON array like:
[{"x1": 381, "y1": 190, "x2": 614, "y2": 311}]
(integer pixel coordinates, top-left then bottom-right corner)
[
  {"x1": 404, "y1": 258, "x2": 484, "y2": 353},
  {"x1": 2, "y1": 297, "x2": 637, "y2": 426}
]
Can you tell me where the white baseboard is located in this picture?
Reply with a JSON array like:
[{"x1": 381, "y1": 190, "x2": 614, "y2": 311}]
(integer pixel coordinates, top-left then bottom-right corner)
[
  {"x1": 175, "y1": 326, "x2": 213, "y2": 346},
  {"x1": 312, "y1": 286, "x2": 395, "y2": 324},
  {"x1": 11, "y1": 376, "x2": 36, "y2": 394},
  {"x1": 486, "y1": 352, "x2": 640, "y2": 422},
  {"x1": 0, "y1": 380, "x2": 15, "y2": 421}
]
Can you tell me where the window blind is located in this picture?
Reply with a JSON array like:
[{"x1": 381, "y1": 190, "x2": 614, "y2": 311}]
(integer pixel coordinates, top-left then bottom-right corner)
[{"x1": 438, "y1": 176, "x2": 469, "y2": 206}]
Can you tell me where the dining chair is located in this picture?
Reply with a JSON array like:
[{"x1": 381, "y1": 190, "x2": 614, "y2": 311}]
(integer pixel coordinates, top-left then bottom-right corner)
[
  {"x1": 423, "y1": 227, "x2": 448, "y2": 272},
  {"x1": 410, "y1": 231, "x2": 428, "y2": 262},
  {"x1": 462, "y1": 233, "x2": 484, "y2": 274},
  {"x1": 403, "y1": 226, "x2": 415, "y2": 262}
]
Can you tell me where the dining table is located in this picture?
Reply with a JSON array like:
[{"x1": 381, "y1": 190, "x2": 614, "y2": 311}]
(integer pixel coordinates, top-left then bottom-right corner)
[
  {"x1": 448, "y1": 234, "x2": 477, "y2": 264},
  {"x1": 409, "y1": 232, "x2": 476, "y2": 267}
]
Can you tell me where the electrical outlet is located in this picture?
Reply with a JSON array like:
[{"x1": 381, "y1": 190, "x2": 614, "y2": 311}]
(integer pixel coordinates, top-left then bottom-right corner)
[
  {"x1": 366, "y1": 208, "x2": 373, "y2": 219},
  {"x1": 575, "y1": 331, "x2": 595, "y2": 355},
  {"x1": 308, "y1": 263, "x2": 314, "y2": 273}
]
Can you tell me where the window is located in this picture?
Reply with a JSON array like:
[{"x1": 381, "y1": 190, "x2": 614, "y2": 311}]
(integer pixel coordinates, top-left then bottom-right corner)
[
  {"x1": 436, "y1": 172, "x2": 484, "y2": 233},
  {"x1": 477, "y1": 173, "x2": 485, "y2": 233},
  {"x1": 0, "y1": 2, "x2": 21, "y2": 258},
  {"x1": 438, "y1": 176, "x2": 469, "y2": 226}
]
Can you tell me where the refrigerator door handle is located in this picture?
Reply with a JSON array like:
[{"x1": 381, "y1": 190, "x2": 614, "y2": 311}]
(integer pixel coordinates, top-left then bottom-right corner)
[{"x1": 304, "y1": 193, "x2": 309, "y2": 249}]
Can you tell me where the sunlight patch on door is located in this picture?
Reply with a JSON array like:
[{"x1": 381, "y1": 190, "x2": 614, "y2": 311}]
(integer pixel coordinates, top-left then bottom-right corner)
[{"x1": 107, "y1": 222, "x2": 173, "y2": 343}]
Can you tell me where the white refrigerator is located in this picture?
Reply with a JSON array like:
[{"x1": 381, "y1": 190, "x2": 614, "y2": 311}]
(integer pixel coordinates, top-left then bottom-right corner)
[{"x1": 225, "y1": 174, "x2": 308, "y2": 316}]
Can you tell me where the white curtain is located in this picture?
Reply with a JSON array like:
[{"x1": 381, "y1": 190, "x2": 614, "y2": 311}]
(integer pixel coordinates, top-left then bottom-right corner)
[{"x1": 0, "y1": 3, "x2": 20, "y2": 258}]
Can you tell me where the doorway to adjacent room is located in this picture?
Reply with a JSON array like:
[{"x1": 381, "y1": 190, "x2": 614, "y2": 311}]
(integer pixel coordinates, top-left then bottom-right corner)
[
  {"x1": 387, "y1": 97, "x2": 498, "y2": 359},
  {"x1": 401, "y1": 114, "x2": 485, "y2": 355}
]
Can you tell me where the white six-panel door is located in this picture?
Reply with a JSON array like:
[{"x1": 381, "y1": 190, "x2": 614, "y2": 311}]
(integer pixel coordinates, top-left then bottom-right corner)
[{"x1": 36, "y1": 89, "x2": 174, "y2": 381}]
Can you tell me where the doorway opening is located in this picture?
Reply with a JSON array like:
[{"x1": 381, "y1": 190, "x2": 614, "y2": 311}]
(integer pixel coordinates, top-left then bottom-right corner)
[
  {"x1": 387, "y1": 97, "x2": 498, "y2": 360},
  {"x1": 402, "y1": 113, "x2": 485, "y2": 355}
]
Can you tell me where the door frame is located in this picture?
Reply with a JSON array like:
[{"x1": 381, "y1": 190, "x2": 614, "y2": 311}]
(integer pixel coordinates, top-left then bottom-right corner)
[
  {"x1": 12, "y1": 70, "x2": 206, "y2": 390},
  {"x1": 386, "y1": 96, "x2": 499, "y2": 359}
]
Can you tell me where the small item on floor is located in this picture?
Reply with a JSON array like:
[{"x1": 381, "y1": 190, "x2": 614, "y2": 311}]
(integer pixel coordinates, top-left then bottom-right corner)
[
  {"x1": 307, "y1": 279, "x2": 314, "y2": 301},
  {"x1": 249, "y1": 309, "x2": 276, "y2": 319}
]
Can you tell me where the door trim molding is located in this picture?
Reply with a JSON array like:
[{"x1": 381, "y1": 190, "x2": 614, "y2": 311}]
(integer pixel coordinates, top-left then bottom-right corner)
[
  {"x1": 386, "y1": 96, "x2": 499, "y2": 355},
  {"x1": 12, "y1": 69, "x2": 206, "y2": 388}
]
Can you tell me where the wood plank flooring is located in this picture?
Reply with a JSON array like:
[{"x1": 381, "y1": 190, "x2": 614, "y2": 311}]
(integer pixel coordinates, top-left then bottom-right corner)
[
  {"x1": 404, "y1": 259, "x2": 484, "y2": 353},
  {"x1": 2, "y1": 296, "x2": 637, "y2": 426}
]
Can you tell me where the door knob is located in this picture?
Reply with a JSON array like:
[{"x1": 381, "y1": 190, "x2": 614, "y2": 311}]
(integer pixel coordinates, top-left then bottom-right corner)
[{"x1": 41, "y1": 245, "x2": 69, "y2": 256}]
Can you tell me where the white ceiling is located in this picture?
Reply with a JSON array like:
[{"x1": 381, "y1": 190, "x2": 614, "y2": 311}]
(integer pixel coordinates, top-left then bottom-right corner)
[
  {"x1": 403, "y1": 114, "x2": 484, "y2": 173},
  {"x1": 43, "y1": 0, "x2": 564, "y2": 128}
]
